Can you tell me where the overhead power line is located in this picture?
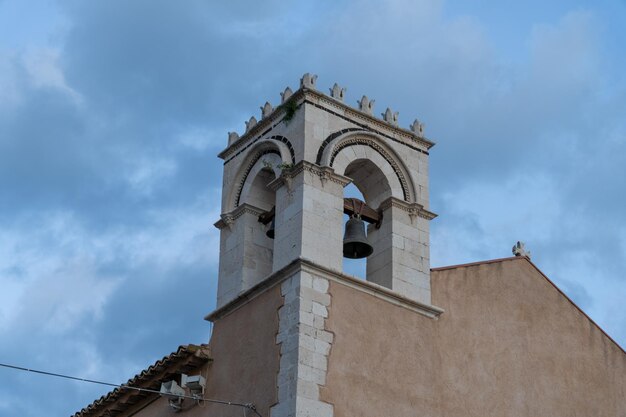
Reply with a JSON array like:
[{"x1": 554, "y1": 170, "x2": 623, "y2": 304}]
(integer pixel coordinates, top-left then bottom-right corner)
[{"x1": 0, "y1": 362, "x2": 262, "y2": 417}]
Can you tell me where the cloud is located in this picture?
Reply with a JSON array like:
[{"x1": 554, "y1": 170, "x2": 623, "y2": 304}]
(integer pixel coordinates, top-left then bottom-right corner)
[
  {"x1": 22, "y1": 47, "x2": 82, "y2": 102},
  {"x1": 1, "y1": 1, "x2": 625, "y2": 415}
]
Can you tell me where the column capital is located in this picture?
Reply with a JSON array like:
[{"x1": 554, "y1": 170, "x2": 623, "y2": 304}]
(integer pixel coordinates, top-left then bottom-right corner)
[
  {"x1": 267, "y1": 160, "x2": 352, "y2": 192},
  {"x1": 214, "y1": 203, "x2": 267, "y2": 230},
  {"x1": 378, "y1": 196, "x2": 438, "y2": 220}
]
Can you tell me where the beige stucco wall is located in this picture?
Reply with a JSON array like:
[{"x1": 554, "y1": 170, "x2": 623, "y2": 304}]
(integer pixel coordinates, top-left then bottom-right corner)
[
  {"x1": 321, "y1": 257, "x2": 626, "y2": 416},
  {"x1": 132, "y1": 285, "x2": 283, "y2": 417}
]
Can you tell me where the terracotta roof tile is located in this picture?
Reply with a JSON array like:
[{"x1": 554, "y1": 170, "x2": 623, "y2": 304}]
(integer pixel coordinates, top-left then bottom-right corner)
[{"x1": 73, "y1": 344, "x2": 211, "y2": 417}]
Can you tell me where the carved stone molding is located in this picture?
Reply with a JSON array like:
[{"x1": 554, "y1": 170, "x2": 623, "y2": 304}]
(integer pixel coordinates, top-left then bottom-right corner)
[
  {"x1": 214, "y1": 203, "x2": 267, "y2": 230},
  {"x1": 205, "y1": 257, "x2": 444, "y2": 322},
  {"x1": 313, "y1": 91, "x2": 434, "y2": 150},
  {"x1": 245, "y1": 116, "x2": 257, "y2": 133},
  {"x1": 378, "y1": 197, "x2": 438, "y2": 220},
  {"x1": 260, "y1": 101, "x2": 274, "y2": 119},
  {"x1": 218, "y1": 93, "x2": 304, "y2": 162},
  {"x1": 300, "y1": 72, "x2": 318, "y2": 90},
  {"x1": 329, "y1": 83, "x2": 346, "y2": 102},
  {"x1": 218, "y1": 88, "x2": 434, "y2": 163},
  {"x1": 280, "y1": 86, "x2": 293, "y2": 103},
  {"x1": 268, "y1": 160, "x2": 352, "y2": 192},
  {"x1": 233, "y1": 148, "x2": 281, "y2": 208},
  {"x1": 381, "y1": 107, "x2": 399, "y2": 126},
  {"x1": 328, "y1": 135, "x2": 412, "y2": 202},
  {"x1": 410, "y1": 119, "x2": 425, "y2": 137},
  {"x1": 512, "y1": 241, "x2": 531, "y2": 258},
  {"x1": 358, "y1": 95, "x2": 375, "y2": 115}
]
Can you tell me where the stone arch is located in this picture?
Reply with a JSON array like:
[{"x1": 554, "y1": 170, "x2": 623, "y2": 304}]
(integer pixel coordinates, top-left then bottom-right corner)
[
  {"x1": 239, "y1": 152, "x2": 281, "y2": 210},
  {"x1": 339, "y1": 150, "x2": 401, "y2": 209},
  {"x1": 229, "y1": 139, "x2": 292, "y2": 211},
  {"x1": 318, "y1": 132, "x2": 415, "y2": 204}
]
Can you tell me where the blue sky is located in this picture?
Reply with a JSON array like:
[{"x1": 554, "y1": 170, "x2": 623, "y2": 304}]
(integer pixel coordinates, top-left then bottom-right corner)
[{"x1": 1, "y1": 1, "x2": 625, "y2": 415}]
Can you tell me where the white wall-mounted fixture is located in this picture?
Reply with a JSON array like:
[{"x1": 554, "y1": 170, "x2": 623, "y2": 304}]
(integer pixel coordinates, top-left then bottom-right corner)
[
  {"x1": 160, "y1": 380, "x2": 185, "y2": 411},
  {"x1": 181, "y1": 373, "x2": 206, "y2": 396}
]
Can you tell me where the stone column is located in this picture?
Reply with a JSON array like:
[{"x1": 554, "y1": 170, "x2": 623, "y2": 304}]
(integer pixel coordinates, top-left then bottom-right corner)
[
  {"x1": 366, "y1": 197, "x2": 436, "y2": 305},
  {"x1": 270, "y1": 162, "x2": 350, "y2": 273},
  {"x1": 215, "y1": 204, "x2": 273, "y2": 307},
  {"x1": 271, "y1": 266, "x2": 334, "y2": 417}
]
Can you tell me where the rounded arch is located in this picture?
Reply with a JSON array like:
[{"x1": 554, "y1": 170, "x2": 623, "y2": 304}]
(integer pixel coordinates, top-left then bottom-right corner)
[
  {"x1": 339, "y1": 152, "x2": 401, "y2": 209},
  {"x1": 318, "y1": 132, "x2": 416, "y2": 203},
  {"x1": 228, "y1": 139, "x2": 292, "y2": 211},
  {"x1": 239, "y1": 153, "x2": 281, "y2": 210}
]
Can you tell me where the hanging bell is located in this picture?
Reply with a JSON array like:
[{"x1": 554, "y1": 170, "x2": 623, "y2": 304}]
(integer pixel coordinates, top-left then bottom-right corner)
[
  {"x1": 343, "y1": 216, "x2": 373, "y2": 259},
  {"x1": 266, "y1": 217, "x2": 275, "y2": 239}
]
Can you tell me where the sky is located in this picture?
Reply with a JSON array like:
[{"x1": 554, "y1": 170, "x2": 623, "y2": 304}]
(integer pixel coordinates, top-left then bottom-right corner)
[{"x1": 0, "y1": 0, "x2": 625, "y2": 415}]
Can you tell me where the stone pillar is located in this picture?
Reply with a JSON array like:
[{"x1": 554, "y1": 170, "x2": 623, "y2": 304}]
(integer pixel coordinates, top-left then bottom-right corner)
[
  {"x1": 271, "y1": 267, "x2": 334, "y2": 417},
  {"x1": 366, "y1": 197, "x2": 435, "y2": 305},
  {"x1": 270, "y1": 162, "x2": 350, "y2": 273},
  {"x1": 215, "y1": 204, "x2": 273, "y2": 307}
]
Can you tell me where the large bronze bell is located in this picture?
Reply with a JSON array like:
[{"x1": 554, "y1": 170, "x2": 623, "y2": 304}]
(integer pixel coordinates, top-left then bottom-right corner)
[
  {"x1": 343, "y1": 215, "x2": 373, "y2": 259},
  {"x1": 266, "y1": 217, "x2": 275, "y2": 239}
]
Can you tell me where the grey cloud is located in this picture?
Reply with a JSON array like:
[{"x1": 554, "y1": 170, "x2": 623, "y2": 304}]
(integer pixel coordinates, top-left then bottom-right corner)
[{"x1": 2, "y1": 1, "x2": 625, "y2": 416}]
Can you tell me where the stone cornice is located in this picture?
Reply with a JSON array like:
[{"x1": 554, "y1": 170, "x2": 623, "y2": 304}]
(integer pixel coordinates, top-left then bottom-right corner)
[
  {"x1": 378, "y1": 196, "x2": 438, "y2": 220},
  {"x1": 205, "y1": 257, "x2": 444, "y2": 322},
  {"x1": 217, "y1": 87, "x2": 436, "y2": 162},
  {"x1": 304, "y1": 89, "x2": 436, "y2": 151},
  {"x1": 217, "y1": 90, "x2": 307, "y2": 161},
  {"x1": 214, "y1": 203, "x2": 267, "y2": 230},
  {"x1": 267, "y1": 160, "x2": 352, "y2": 192}
]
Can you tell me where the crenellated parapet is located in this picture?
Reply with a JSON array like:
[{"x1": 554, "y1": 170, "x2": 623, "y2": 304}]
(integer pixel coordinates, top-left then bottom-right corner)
[{"x1": 221, "y1": 73, "x2": 435, "y2": 161}]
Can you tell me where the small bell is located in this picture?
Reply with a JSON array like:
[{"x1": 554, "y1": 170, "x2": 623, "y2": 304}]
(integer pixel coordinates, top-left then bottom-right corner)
[
  {"x1": 266, "y1": 217, "x2": 275, "y2": 239},
  {"x1": 343, "y1": 215, "x2": 373, "y2": 259}
]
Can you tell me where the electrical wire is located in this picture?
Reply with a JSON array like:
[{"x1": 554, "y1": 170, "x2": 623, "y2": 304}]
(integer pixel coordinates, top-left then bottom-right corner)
[{"x1": 0, "y1": 362, "x2": 262, "y2": 417}]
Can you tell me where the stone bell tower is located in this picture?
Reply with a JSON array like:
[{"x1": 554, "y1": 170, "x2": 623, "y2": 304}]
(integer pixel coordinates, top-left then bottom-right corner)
[{"x1": 211, "y1": 73, "x2": 439, "y2": 417}]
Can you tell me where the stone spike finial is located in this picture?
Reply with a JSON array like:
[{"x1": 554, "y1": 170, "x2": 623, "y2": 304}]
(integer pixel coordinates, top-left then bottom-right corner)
[
  {"x1": 260, "y1": 101, "x2": 274, "y2": 119},
  {"x1": 410, "y1": 119, "x2": 425, "y2": 137},
  {"x1": 280, "y1": 87, "x2": 293, "y2": 103},
  {"x1": 512, "y1": 241, "x2": 531, "y2": 258},
  {"x1": 358, "y1": 95, "x2": 375, "y2": 115},
  {"x1": 300, "y1": 73, "x2": 318, "y2": 90},
  {"x1": 382, "y1": 107, "x2": 399, "y2": 126},
  {"x1": 330, "y1": 83, "x2": 346, "y2": 102},
  {"x1": 227, "y1": 131, "x2": 240, "y2": 145},
  {"x1": 245, "y1": 116, "x2": 257, "y2": 133}
]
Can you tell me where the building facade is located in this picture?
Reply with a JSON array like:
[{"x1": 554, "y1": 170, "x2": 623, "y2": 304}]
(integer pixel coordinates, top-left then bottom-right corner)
[{"x1": 75, "y1": 74, "x2": 626, "y2": 417}]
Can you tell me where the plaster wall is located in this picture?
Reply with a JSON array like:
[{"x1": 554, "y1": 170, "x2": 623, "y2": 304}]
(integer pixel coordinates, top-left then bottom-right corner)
[
  {"x1": 321, "y1": 257, "x2": 626, "y2": 416},
  {"x1": 134, "y1": 286, "x2": 283, "y2": 417}
]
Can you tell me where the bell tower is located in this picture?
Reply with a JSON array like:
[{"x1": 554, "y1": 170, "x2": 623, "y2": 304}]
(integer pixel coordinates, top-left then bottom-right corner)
[{"x1": 212, "y1": 73, "x2": 438, "y2": 417}]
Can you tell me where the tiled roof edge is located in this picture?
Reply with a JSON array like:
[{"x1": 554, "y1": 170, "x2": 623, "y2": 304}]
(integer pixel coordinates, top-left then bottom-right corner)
[{"x1": 72, "y1": 344, "x2": 211, "y2": 417}]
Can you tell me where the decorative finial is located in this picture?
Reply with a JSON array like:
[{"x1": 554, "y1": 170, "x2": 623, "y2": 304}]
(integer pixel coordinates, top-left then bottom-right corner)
[
  {"x1": 330, "y1": 83, "x2": 346, "y2": 102},
  {"x1": 280, "y1": 87, "x2": 293, "y2": 103},
  {"x1": 512, "y1": 241, "x2": 531, "y2": 258},
  {"x1": 358, "y1": 95, "x2": 375, "y2": 115},
  {"x1": 382, "y1": 107, "x2": 399, "y2": 126},
  {"x1": 260, "y1": 101, "x2": 274, "y2": 119},
  {"x1": 228, "y1": 131, "x2": 240, "y2": 145},
  {"x1": 300, "y1": 73, "x2": 318, "y2": 90},
  {"x1": 410, "y1": 119, "x2": 425, "y2": 137},
  {"x1": 245, "y1": 116, "x2": 257, "y2": 133}
]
